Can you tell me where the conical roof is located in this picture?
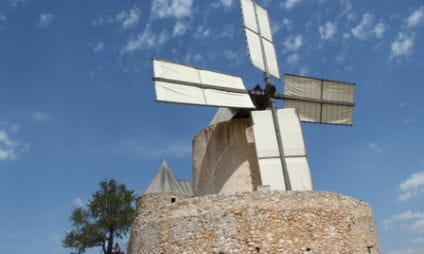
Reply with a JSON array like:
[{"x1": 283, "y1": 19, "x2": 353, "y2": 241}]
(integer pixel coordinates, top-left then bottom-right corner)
[
  {"x1": 144, "y1": 161, "x2": 192, "y2": 195},
  {"x1": 177, "y1": 180, "x2": 193, "y2": 196}
]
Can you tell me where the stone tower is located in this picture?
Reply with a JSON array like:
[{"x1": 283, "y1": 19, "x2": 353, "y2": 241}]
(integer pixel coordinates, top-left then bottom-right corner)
[{"x1": 127, "y1": 120, "x2": 380, "y2": 254}]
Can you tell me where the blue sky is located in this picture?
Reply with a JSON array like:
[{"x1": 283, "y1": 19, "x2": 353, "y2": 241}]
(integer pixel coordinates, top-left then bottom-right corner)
[{"x1": 0, "y1": 0, "x2": 423, "y2": 253}]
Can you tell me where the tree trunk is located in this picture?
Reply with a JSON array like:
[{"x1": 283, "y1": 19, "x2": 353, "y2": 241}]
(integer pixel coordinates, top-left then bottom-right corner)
[
  {"x1": 106, "y1": 229, "x2": 114, "y2": 254},
  {"x1": 102, "y1": 240, "x2": 107, "y2": 254}
]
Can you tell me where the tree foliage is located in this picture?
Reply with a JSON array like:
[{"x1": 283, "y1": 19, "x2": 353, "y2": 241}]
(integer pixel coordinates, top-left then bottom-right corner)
[{"x1": 63, "y1": 179, "x2": 136, "y2": 254}]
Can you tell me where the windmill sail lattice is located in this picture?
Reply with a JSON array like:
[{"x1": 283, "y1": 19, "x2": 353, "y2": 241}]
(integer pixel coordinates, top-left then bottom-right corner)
[
  {"x1": 282, "y1": 74, "x2": 355, "y2": 125},
  {"x1": 241, "y1": 0, "x2": 280, "y2": 78},
  {"x1": 251, "y1": 108, "x2": 312, "y2": 190},
  {"x1": 153, "y1": 59, "x2": 255, "y2": 109}
]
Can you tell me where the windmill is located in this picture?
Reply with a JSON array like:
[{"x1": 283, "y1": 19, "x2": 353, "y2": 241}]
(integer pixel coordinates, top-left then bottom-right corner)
[{"x1": 151, "y1": 0, "x2": 355, "y2": 191}]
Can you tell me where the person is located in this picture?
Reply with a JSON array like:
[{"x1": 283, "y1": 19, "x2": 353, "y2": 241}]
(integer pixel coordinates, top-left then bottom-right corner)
[{"x1": 112, "y1": 243, "x2": 122, "y2": 254}]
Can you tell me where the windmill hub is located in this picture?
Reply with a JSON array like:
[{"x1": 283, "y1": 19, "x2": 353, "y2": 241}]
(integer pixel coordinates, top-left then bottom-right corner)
[{"x1": 248, "y1": 84, "x2": 272, "y2": 110}]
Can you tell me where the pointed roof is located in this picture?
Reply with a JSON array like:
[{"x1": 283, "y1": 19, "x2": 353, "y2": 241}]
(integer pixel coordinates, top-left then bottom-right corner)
[
  {"x1": 144, "y1": 161, "x2": 192, "y2": 195},
  {"x1": 178, "y1": 180, "x2": 193, "y2": 196}
]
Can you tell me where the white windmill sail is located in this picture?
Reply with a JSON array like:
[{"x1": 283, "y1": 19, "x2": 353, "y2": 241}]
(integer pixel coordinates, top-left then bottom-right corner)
[
  {"x1": 241, "y1": 0, "x2": 280, "y2": 79},
  {"x1": 153, "y1": 59, "x2": 255, "y2": 109},
  {"x1": 283, "y1": 73, "x2": 355, "y2": 125},
  {"x1": 251, "y1": 108, "x2": 313, "y2": 191}
]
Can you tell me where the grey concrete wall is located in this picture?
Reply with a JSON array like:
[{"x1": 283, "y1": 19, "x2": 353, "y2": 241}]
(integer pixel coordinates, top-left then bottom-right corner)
[
  {"x1": 128, "y1": 191, "x2": 380, "y2": 254},
  {"x1": 192, "y1": 119, "x2": 261, "y2": 196}
]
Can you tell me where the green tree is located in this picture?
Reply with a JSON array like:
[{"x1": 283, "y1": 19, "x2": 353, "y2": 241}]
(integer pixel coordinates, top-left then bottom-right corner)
[{"x1": 63, "y1": 179, "x2": 136, "y2": 254}]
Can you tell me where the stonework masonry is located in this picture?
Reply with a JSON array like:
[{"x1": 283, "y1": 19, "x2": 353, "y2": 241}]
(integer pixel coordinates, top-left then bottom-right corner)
[
  {"x1": 192, "y1": 119, "x2": 261, "y2": 196},
  {"x1": 128, "y1": 191, "x2": 380, "y2": 254}
]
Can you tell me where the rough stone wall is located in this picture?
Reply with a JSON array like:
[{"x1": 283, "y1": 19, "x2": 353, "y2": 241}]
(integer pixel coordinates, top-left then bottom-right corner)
[
  {"x1": 192, "y1": 119, "x2": 261, "y2": 196},
  {"x1": 128, "y1": 191, "x2": 380, "y2": 254}
]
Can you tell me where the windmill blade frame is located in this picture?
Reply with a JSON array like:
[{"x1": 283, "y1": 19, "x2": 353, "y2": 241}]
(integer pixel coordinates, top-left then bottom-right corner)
[
  {"x1": 153, "y1": 59, "x2": 256, "y2": 109},
  {"x1": 241, "y1": 0, "x2": 280, "y2": 79},
  {"x1": 282, "y1": 73, "x2": 356, "y2": 126},
  {"x1": 251, "y1": 108, "x2": 313, "y2": 191}
]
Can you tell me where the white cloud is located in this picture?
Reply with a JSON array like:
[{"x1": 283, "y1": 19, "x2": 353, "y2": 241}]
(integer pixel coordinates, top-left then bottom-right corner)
[
  {"x1": 223, "y1": 49, "x2": 243, "y2": 66},
  {"x1": 122, "y1": 27, "x2": 169, "y2": 53},
  {"x1": 92, "y1": 17, "x2": 107, "y2": 27},
  {"x1": 211, "y1": 2, "x2": 221, "y2": 9},
  {"x1": 284, "y1": 18, "x2": 292, "y2": 29},
  {"x1": 351, "y1": 13, "x2": 386, "y2": 40},
  {"x1": 342, "y1": 32, "x2": 351, "y2": 39},
  {"x1": 93, "y1": 42, "x2": 104, "y2": 53},
  {"x1": 351, "y1": 13, "x2": 371, "y2": 39},
  {"x1": 383, "y1": 211, "x2": 424, "y2": 225},
  {"x1": 400, "y1": 171, "x2": 424, "y2": 192},
  {"x1": 8, "y1": 0, "x2": 30, "y2": 7},
  {"x1": 157, "y1": 31, "x2": 169, "y2": 44},
  {"x1": 390, "y1": 32, "x2": 415, "y2": 58},
  {"x1": 383, "y1": 210, "x2": 424, "y2": 250},
  {"x1": 382, "y1": 210, "x2": 424, "y2": 230},
  {"x1": 373, "y1": 22, "x2": 386, "y2": 38},
  {"x1": 32, "y1": 111, "x2": 50, "y2": 122},
  {"x1": 339, "y1": 0, "x2": 353, "y2": 14},
  {"x1": 183, "y1": 52, "x2": 203, "y2": 65},
  {"x1": 336, "y1": 50, "x2": 347, "y2": 63},
  {"x1": 414, "y1": 218, "x2": 424, "y2": 232},
  {"x1": 38, "y1": 14, "x2": 54, "y2": 29},
  {"x1": 319, "y1": 21, "x2": 337, "y2": 40},
  {"x1": 116, "y1": 7, "x2": 141, "y2": 29},
  {"x1": 388, "y1": 248, "x2": 424, "y2": 254},
  {"x1": 287, "y1": 54, "x2": 299, "y2": 64},
  {"x1": 73, "y1": 198, "x2": 85, "y2": 208},
  {"x1": 406, "y1": 7, "x2": 424, "y2": 27},
  {"x1": 344, "y1": 65, "x2": 354, "y2": 73},
  {"x1": 115, "y1": 137, "x2": 191, "y2": 160},
  {"x1": 218, "y1": 24, "x2": 235, "y2": 38},
  {"x1": 346, "y1": 12, "x2": 356, "y2": 22},
  {"x1": 173, "y1": 21, "x2": 190, "y2": 37},
  {"x1": 0, "y1": 14, "x2": 5, "y2": 30},
  {"x1": 92, "y1": 7, "x2": 141, "y2": 29},
  {"x1": 368, "y1": 142, "x2": 382, "y2": 153},
  {"x1": 398, "y1": 171, "x2": 424, "y2": 202},
  {"x1": 193, "y1": 25, "x2": 211, "y2": 39},
  {"x1": 0, "y1": 130, "x2": 13, "y2": 147},
  {"x1": 413, "y1": 236, "x2": 424, "y2": 244},
  {"x1": 283, "y1": 35, "x2": 303, "y2": 52},
  {"x1": 219, "y1": 0, "x2": 235, "y2": 8},
  {"x1": 0, "y1": 129, "x2": 30, "y2": 161},
  {"x1": 270, "y1": 21, "x2": 282, "y2": 35},
  {"x1": 299, "y1": 66, "x2": 309, "y2": 75},
  {"x1": 281, "y1": 0, "x2": 302, "y2": 10},
  {"x1": 271, "y1": 19, "x2": 292, "y2": 34},
  {"x1": 152, "y1": 0, "x2": 193, "y2": 19},
  {"x1": 223, "y1": 49, "x2": 237, "y2": 60}
]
